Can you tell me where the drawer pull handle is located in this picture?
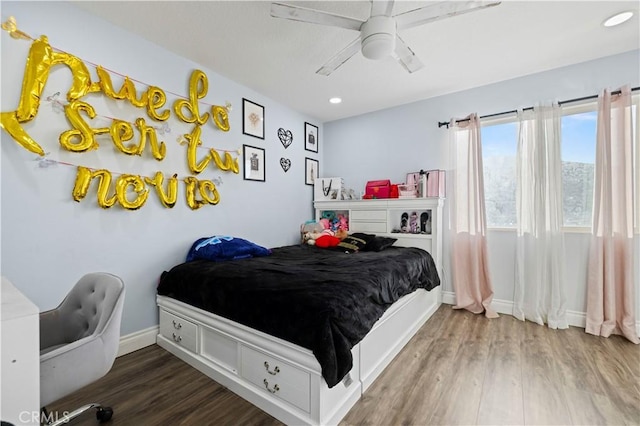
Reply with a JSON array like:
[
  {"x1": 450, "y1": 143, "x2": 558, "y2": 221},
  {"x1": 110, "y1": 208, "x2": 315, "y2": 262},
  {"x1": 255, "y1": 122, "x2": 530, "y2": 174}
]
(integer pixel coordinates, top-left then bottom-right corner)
[
  {"x1": 172, "y1": 320, "x2": 182, "y2": 330},
  {"x1": 264, "y1": 361, "x2": 280, "y2": 375},
  {"x1": 263, "y1": 379, "x2": 280, "y2": 394},
  {"x1": 172, "y1": 333, "x2": 182, "y2": 343}
]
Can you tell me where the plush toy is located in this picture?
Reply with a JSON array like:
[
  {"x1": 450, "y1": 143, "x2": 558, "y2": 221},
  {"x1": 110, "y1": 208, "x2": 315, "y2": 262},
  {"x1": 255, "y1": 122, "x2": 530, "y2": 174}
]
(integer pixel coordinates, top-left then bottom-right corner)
[
  {"x1": 337, "y1": 214, "x2": 349, "y2": 231},
  {"x1": 319, "y1": 218, "x2": 331, "y2": 230},
  {"x1": 301, "y1": 221, "x2": 324, "y2": 244},
  {"x1": 306, "y1": 228, "x2": 348, "y2": 247}
]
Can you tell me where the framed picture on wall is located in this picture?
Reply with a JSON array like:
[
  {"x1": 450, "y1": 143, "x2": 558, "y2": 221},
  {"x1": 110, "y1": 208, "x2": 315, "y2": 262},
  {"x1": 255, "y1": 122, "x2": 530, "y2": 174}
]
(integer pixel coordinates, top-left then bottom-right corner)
[
  {"x1": 304, "y1": 122, "x2": 318, "y2": 153},
  {"x1": 243, "y1": 145, "x2": 266, "y2": 182},
  {"x1": 243, "y1": 98, "x2": 265, "y2": 139},
  {"x1": 305, "y1": 157, "x2": 318, "y2": 186}
]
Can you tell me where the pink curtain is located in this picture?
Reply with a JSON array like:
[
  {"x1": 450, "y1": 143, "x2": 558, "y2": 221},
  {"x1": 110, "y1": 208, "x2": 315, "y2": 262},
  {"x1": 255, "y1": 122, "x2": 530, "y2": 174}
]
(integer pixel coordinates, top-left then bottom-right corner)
[
  {"x1": 586, "y1": 86, "x2": 639, "y2": 344},
  {"x1": 449, "y1": 114, "x2": 498, "y2": 318}
]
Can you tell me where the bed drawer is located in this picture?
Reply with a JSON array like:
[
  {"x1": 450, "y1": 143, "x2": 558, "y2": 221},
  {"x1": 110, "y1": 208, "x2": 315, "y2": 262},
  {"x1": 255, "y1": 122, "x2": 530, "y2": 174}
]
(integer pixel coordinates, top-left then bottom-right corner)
[
  {"x1": 241, "y1": 346, "x2": 311, "y2": 413},
  {"x1": 159, "y1": 310, "x2": 198, "y2": 353}
]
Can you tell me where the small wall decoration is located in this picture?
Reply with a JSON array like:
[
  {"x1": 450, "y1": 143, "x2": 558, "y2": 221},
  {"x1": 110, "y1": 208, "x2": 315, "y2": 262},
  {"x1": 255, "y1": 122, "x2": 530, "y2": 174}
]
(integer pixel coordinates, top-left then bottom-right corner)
[
  {"x1": 243, "y1": 145, "x2": 266, "y2": 182},
  {"x1": 243, "y1": 98, "x2": 265, "y2": 139},
  {"x1": 304, "y1": 122, "x2": 319, "y2": 153},
  {"x1": 277, "y1": 128, "x2": 293, "y2": 149},
  {"x1": 305, "y1": 157, "x2": 318, "y2": 185},
  {"x1": 280, "y1": 157, "x2": 291, "y2": 172}
]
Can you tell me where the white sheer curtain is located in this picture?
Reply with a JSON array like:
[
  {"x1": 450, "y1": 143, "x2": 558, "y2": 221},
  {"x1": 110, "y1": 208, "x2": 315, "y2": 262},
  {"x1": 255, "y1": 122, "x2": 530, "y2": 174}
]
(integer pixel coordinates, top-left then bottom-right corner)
[
  {"x1": 514, "y1": 105, "x2": 568, "y2": 329},
  {"x1": 586, "y1": 86, "x2": 639, "y2": 344},
  {"x1": 449, "y1": 114, "x2": 498, "y2": 318}
]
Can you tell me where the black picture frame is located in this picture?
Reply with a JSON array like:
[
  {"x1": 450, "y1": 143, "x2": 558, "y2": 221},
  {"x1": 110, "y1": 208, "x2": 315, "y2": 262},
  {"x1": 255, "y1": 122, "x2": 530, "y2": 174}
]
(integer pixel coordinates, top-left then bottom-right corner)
[
  {"x1": 304, "y1": 122, "x2": 318, "y2": 153},
  {"x1": 243, "y1": 98, "x2": 265, "y2": 139},
  {"x1": 305, "y1": 157, "x2": 318, "y2": 186},
  {"x1": 243, "y1": 145, "x2": 266, "y2": 182}
]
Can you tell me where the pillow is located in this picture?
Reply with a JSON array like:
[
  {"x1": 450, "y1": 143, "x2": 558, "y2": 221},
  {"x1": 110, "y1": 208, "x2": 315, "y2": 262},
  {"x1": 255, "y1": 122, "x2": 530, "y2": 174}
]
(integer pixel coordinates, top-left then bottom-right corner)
[
  {"x1": 336, "y1": 235, "x2": 368, "y2": 253},
  {"x1": 186, "y1": 236, "x2": 271, "y2": 262},
  {"x1": 350, "y1": 232, "x2": 397, "y2": 252}
]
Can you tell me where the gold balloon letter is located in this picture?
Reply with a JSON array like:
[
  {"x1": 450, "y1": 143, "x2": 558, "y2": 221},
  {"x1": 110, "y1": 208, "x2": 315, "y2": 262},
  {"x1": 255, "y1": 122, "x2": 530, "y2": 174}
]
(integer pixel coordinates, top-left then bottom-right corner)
[
  {"x1": 146, "y1": 86, "x2": 170, "y2": 121},
  {"x1": 1, "y1": 36, "x2": 98, "y2": 156},
  {"x1": 144, "y1": 172, "x2": 178, "y2": 208},
  {"x1": 211, "y1": 105, "x2": 230, "y2": 132},
  {"x1": 96, "y1": 66, "x2": 147, "y2": 108},
  {"x1": 184, "y1": 176, "x2": 204, "y2": 210},
  {"x1": 173, "y1": 70, "x2": 209, "y2": 125},
  {"x1": 199, "y1": 180, "x2": 220, "y2": 205},
  {"x1": 135, "y1": 118, "x2": 166, "y2": 161},
  {"x1": 116, "y1": 174, "x2": 149, "y2": 210},
  {"x1": 72, "y1": 166, "x2": 117, "y2": 209},
  {"x1": 109, "y1": 120, "x2": 137, "y2": 155},
  {"x1": 60, "y1": 101, "x2": 109, "y2": 152}
]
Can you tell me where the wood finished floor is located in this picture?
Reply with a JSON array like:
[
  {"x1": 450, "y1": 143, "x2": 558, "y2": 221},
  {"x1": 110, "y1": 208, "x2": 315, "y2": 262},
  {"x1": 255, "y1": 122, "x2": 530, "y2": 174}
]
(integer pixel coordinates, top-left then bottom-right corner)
[{"x1": 48, "y1": 306, "x2": 640, "y2": 425}]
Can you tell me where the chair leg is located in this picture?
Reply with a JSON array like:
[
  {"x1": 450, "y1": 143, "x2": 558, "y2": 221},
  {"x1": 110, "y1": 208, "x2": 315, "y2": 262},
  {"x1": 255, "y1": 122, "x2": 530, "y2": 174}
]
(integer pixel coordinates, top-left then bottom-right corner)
[{"x1": 42, "y1": 404, "x2": 113, "y2": 425}]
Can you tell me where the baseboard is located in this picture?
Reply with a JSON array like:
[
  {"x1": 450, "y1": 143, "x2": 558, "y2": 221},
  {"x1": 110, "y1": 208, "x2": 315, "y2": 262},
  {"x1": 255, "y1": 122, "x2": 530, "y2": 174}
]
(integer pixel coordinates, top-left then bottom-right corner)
[
  {"x1": 117, "y1": 325, "x2": 158, "y2": 357},
  {"x1": 442, "y1": 291, "x2": 587, "y2": 329}
]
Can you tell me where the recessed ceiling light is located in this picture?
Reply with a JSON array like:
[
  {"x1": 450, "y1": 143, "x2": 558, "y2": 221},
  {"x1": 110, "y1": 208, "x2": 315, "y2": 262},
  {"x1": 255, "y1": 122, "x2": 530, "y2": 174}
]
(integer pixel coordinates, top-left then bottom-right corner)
[
  {"x1": 329, "y1": 97, "x2": 342, "y2": 104},
  {"x1": 603, "y1": 11, "x2": 633, "y2": 27}
]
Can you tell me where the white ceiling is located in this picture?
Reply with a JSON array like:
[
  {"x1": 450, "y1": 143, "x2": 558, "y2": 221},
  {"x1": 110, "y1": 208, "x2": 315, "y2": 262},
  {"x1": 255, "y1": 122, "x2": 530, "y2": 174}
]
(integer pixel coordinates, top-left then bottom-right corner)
[{"x1": 71, "y1": 1, "x2": 640, "y2": 123}]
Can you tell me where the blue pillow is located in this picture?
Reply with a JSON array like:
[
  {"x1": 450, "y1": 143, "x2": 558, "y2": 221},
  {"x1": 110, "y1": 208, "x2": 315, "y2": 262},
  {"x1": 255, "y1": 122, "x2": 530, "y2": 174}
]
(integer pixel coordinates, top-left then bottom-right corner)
[{"x1": 186, "y1": 236, "x2": 271, "y2": 262}]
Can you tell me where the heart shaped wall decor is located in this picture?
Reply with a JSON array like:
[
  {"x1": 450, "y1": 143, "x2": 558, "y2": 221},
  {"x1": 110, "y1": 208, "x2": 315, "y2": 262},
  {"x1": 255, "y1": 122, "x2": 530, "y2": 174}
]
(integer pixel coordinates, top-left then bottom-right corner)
[
  {"x1": 280, "y1": 158, "x2": 291, "y2": 172},
  {"x1": 278, "y1": 128, "x2": 293, "y2": 149}
]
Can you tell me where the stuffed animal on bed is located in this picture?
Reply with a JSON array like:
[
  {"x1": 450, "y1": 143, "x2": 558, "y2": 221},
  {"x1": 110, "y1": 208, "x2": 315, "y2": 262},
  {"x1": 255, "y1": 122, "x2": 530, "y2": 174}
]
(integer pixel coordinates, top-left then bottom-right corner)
[{"x1": 305, "y1": 229, "x2": 348, "y2": 247}]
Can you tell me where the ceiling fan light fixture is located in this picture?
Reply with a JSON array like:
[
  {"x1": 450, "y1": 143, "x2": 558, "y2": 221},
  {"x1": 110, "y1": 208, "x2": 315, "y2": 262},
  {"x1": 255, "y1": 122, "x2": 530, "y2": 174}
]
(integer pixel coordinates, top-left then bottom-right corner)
[{"x1": 360, "y1": 16, "x2": 396, "y2": 60}]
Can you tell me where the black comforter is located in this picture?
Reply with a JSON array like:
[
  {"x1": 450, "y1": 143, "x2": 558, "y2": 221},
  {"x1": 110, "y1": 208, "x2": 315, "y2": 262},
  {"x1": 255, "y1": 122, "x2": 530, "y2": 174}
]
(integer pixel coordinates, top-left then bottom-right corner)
[{"x1": 157, "y1": 244, "x2": 439, "y2": 388}]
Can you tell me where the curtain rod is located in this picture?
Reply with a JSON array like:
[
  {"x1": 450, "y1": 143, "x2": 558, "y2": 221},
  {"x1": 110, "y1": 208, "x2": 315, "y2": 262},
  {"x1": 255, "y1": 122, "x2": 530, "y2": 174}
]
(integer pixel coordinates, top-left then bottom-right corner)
[{"x1": 437, "y1": 86, "x2": 640, "y2": 128}]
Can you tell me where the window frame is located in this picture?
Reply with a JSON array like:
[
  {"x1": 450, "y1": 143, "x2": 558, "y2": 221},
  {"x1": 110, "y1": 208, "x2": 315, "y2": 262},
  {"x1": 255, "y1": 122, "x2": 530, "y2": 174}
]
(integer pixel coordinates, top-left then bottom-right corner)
[{"x1": 480, "y1": 100, "x2": 599, "y2": 233}]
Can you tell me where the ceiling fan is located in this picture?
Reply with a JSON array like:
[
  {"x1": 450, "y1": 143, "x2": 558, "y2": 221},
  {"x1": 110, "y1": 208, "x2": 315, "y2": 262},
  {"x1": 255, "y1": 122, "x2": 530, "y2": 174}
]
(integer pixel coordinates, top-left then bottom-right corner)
[{"x1": 271, "y1": 1, "x2": 501, "y2": 76}]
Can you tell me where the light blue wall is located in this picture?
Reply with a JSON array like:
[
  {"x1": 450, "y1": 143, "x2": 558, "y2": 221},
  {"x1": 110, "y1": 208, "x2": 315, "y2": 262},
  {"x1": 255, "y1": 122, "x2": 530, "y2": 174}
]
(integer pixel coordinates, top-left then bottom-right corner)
[
  {"x1": 0, "y1": 2, "x2": 320, "y2": 335},
  {"x1": 324, "y1": 50, "x2": 640, "y2": 316}
]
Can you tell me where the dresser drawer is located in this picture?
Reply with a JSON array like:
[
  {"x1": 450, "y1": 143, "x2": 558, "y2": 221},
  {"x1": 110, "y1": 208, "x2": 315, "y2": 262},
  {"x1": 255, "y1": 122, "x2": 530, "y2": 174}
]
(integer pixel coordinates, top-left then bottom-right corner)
[
  {"x1": 350, "y1": 209, "x2": 386, "y2": 221},
  {"x1": 159, "y1": 310, "x2": 198, "y2": 353},
  {"x1": 350, "y1": 221, "x2": 387, "y2": 233},
  {"x1": 241, "y1": 346, "x2": 311, "y2": 413}
]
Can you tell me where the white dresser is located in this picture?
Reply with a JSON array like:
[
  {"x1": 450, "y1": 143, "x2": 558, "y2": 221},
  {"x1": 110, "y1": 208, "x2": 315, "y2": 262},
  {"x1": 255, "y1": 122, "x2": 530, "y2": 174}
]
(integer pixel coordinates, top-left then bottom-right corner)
[
  {"x1": 1, "y1": 277, "x2": 40, "y2": 426},
  {"x1": 314, "y1": 198, "x2": 444, "y2": 275}
]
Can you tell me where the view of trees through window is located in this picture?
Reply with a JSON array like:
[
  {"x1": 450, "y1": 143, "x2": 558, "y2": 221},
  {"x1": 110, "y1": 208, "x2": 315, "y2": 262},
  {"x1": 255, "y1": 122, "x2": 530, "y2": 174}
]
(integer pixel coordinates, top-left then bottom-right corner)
[{"x1": 481, "y1": 110, "x2": 597, "y2": 228}]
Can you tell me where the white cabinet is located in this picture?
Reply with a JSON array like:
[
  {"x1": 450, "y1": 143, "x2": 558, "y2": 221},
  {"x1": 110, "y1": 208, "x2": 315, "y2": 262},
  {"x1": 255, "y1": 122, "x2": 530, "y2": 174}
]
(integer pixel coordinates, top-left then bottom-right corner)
[
  {"x1": 314, "y1": 198, "x2": 444, "y2": 275},
  {"x1": 1, "y1": 277, "x2": 40, "y2": 426}
]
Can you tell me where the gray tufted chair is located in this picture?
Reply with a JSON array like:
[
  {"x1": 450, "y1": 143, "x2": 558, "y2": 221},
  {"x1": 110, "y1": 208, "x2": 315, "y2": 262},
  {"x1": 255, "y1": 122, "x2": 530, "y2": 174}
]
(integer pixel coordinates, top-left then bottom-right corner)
[{"x1": 40, "y1": 272, "x2": 125, "y2": 425}]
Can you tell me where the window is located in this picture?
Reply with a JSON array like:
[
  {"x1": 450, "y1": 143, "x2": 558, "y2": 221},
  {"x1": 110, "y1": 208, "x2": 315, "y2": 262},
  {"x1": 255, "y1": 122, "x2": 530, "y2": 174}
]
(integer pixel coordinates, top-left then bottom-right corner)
[
  {"x1": 560, "y1": 109, "x2": 596, "y2": 227},
  {"x1": 481, "y1": 121, "x2": 517, "y2": 227},
  {"x1": 481, "y1": 105, "x2": 598, "y2": 229}
]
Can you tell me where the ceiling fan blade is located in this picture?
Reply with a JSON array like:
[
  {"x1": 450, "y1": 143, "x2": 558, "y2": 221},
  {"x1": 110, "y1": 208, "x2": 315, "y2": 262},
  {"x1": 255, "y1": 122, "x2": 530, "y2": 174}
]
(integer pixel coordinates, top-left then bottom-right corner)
[
  {"x1": 370, "y1": 0, "x2": 395, "y2": 17},
  {"x1": 316, "y1": 37, "x2": 362, "y2": 76},
  {"x1": 393, "y1": 35, "x2": 424, "y2": 73},
  {"x1": 395, "y1": 1, "x2": 501, "y2": 31},
  {"x1": 271, "y1": 2, "x2": 364, "y2": 31}
]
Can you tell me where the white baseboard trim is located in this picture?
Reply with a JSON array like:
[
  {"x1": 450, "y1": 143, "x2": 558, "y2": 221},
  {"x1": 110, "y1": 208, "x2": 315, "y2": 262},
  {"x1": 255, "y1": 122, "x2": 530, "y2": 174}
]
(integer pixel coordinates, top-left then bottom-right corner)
[
  {"x1": 117, "y1": 325, "x2": 158, "y2": 357},
  {"x1": 442, "y1": 291, "x2": 587, "y2": 329}
]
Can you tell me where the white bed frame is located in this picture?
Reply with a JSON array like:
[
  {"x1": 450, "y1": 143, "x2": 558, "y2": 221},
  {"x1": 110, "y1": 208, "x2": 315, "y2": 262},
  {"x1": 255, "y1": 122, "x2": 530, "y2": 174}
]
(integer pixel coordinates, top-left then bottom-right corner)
[{"x1": 156, "y1": 198, "x2": 444, "y2": 425}]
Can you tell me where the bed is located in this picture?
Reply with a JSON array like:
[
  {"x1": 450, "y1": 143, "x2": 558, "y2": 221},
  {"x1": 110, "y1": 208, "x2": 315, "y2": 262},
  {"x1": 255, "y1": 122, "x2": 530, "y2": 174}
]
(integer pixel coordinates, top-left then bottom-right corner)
[{"x1": 156, "y1": 233, "x2": 442, "y2": 424}]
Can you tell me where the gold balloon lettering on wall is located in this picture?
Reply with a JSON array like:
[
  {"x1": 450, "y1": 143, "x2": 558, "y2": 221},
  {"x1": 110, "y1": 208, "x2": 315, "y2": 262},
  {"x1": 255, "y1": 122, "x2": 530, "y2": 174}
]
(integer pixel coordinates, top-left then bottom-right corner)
[
  {"x1": 60, "y1": 101, "x2": 109, "y2": 152},
  {"x1": 116, "y1": 174, "x2": 149, "y2": 210},
  {"x1": 72, "y1": 166, "x2": 117, "y2": 209},
  {"x1": 2, "y1": 32, "x2": 238, "y2": 209},
  {"x1": 211, "y1": 105, "x2": 230, "y2": 132},
  {"x1": 1, "y1": 35, "x2": 98, "y2": 155},
  {"x1": 146, "y1": 86, "x2": 170, "y2": 121},
  {"x1": 95, "y1": 66, "x2": 147, "y2": 108},
  {"x1": 144, "y1": 172, "x2": 178, "y2": 208},
  {"x1": 185, "y1": 125, "x2": 239, "y2": 174},
  {"x1": 173, "y1": 70, "x2": 210, "y2": 126}
]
